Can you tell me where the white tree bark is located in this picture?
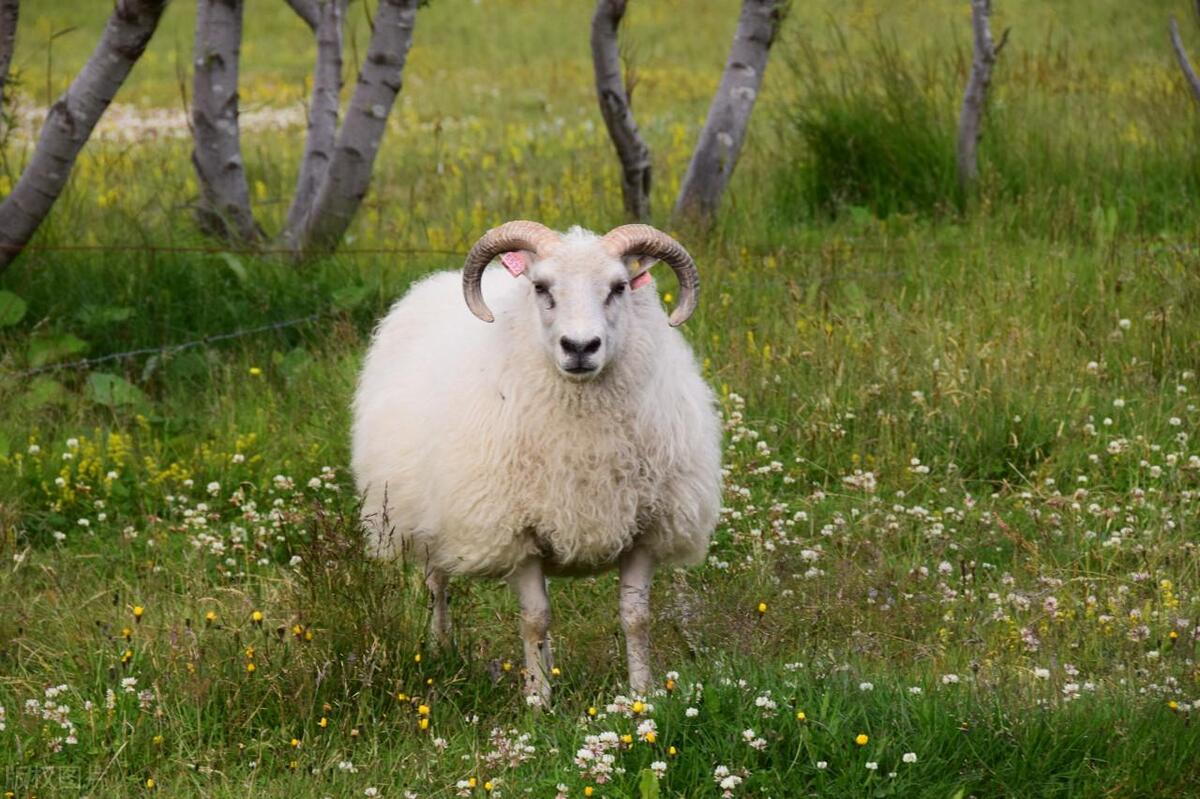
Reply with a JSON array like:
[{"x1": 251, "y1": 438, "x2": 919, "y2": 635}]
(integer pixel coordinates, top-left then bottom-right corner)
[
  {"x1": 956, "y1": 0, "x2": 1007, "y2": 195},
  {"x1": 1170, "y1": 16, "x2": 1200, "y2": 107},
  {"x1": 0, "y1": 0, "x2": 168, "y2": 271},
  {"x1": 591, "y1": 0, "x2": 652, "y2": 221},
  {"x1": 192, "y1": 0, "x2": 261, "y2": 244},
  {"x1": 0, "y1": 0, "x2": 17, "y2": 111},
  {"x1": 298, "y1": 0, "x2": 419, "y2": 254},
  {"x1": 282, "y1": 0, "x2": 346, "y2": 246},
  {"x1": 673, "y1": 0, "x2": 782, "y2": 225}
]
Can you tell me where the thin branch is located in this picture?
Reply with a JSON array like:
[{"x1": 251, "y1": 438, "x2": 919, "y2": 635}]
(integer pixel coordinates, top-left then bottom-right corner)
[
  {"x1": 0, "y1": 0, "x2": 169, "y2": 271},
  {"x1": 0, "y1": 0, "x2": 17, "y2": 111},
  {"x1": 673, "y1": 0, "x2": 783, "y2": 225},
  {"x1": 956, "y1": 0, "x2": 1002, "y2": 196},
  {"x1": 591, "y1": 0, "x2": 652, "y2": 221},
  {"x1": 1170, "y1": 17, "x2": 1200, "y2": 107}
]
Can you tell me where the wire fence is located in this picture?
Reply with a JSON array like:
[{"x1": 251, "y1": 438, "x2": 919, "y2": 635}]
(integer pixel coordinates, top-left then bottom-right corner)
[{"x1": 1, "y1": 235, "x2": 1193, "y2": 383}]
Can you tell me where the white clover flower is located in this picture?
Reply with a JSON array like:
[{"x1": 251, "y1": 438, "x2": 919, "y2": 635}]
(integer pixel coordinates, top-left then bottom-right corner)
[
  {"x1": 902, "y1": 752, "x2": 917, "y2": 763},
  {"x1": 816, "y1": 761, "x2": 828, "y2": 769},
  {"x1": 859, "y1": 682, "x2": 874, "y2": 692},
  {"x1": 1118, "y1": 318, "x2": 1131, "y2": 330},
  {"x1": 27, "y1": 444, "x2": 40, "y2": 455},
  {"x1": 206, "y1": 481, "x2": 221, "y2": 496},
  {"x1": 866, "y1": 761, "x2": 878, "y2": 770},
  {"x1": 685, "y1": 707, "x2": 699, "y2": 718},
  {"x1": 650, "y1": 760, "x2": 667, "y2": 777},
  {"x1": 908, "y1": 686, "x2": 923, "y2": 695},
  {"x1": 1033, "y1": 667, "x2": 1051, "y2": 680},
  {"x1": 941, "y1": 674, "x2": 959, "y2": 685}
]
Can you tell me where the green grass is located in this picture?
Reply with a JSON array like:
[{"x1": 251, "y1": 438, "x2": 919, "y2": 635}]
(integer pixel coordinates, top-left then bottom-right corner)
[{"x1": 3, "y1": 0, "x2": 1200, "y2": 796}]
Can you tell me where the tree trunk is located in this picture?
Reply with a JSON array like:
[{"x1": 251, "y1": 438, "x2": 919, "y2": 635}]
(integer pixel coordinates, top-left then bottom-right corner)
[
  {"x1": 956, "y1": 0, "x2": 1005, "y2": 196},
  {"x1": 191, "y1": 0, "x2": 261, "y2": 244},
  {"x1": 0, "y1": 0, "x2": 17, "y2": 111},
  {"x1": 282, "y1": 0, "x2": 346, "y2": 246},
  {"x1": 1170, "y1": 16, "x2": 1200, "y2": 107},
  {"x1": 0, "y1": 0, "x2": 168, "y2": 271},
  {"x1": 297, "y1": 0, "x2": 419, "y2": 255},
  {"x1": 591, "y1": 0, "x2": 651, "y2": 222},
  {"x1": 673, "y1": 0, "x2": 782, "y2": 225},
  {"x1": 283, "y1": 0, "x2": 319, "y2": 31}
]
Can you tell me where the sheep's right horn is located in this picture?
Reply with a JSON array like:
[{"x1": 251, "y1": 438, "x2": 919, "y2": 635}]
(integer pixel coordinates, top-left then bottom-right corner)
[
  {"x1": 462, "y1": 221, "x2": 561, "y2": 322},
  {"x1": 599, "y1": 224, "x2": 699, "y2": 326}
]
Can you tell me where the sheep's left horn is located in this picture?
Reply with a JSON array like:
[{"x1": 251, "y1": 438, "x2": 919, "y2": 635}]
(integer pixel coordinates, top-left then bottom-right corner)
[
  {"x1": 462, "y1": 221, "x2": 561, "y2": 322},
  {"x1": 599, "y1": 224, "x2": 699, "y2": 326}
]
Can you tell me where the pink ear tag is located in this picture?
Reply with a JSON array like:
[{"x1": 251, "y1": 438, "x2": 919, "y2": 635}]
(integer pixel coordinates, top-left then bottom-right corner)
[
  {"x1": 499, "y1": 251, "x2": 527, "y2": 277},
  {"x1": 630, "y1": 270, "x2": 653, "y2": 290}
]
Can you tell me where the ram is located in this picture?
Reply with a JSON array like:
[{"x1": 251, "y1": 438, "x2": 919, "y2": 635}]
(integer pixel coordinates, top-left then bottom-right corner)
[{"x1": 351, "y1": 221, "x2": 722, "y2": 702}]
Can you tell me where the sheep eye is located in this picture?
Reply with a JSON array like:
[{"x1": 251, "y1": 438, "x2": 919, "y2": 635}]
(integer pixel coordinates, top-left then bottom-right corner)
[
  {"x1": 607, "y1": 282, "x2": 627, "y2": 303},
  {"x1": 533, "y1": 282, "x2": 549, "y2": 295}
]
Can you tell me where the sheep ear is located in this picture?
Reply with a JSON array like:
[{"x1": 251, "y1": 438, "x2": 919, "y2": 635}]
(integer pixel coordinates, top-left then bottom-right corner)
[
  {"x1": 624, "y1": 255, "x2": 657, "y2": 290},
  {"x1": 499, "y1": 251, "x2": 530, "y2": 278}
]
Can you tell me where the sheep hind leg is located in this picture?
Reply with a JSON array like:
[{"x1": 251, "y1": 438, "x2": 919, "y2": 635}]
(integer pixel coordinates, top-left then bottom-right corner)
[
  {"x1": 509, "y1": 558, "x2": 553, "y2": 707},
  {"x1": 426, "y1": 569, "x2": 451, "y2": 650},
  {"x1": 619, "y1": 546, "x2": 655, "y2": 696}
]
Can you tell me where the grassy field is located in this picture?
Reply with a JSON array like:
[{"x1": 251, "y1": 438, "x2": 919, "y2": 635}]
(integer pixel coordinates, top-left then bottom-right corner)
[{"x1": 2, "y1": 0, "x2": 1200, "y2": 797}]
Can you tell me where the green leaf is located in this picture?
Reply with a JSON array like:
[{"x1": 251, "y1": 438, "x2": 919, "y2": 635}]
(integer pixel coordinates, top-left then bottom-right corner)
[
  {"x1": 277, "y1": 347, "x2": 313, "y2": 382},
  {"x1": 85, "y1": 372, "x2": 148, "y2": 407},
  {"x1": 75, "y1": 304, "x2": 134, "y2": 327},
  {"x1": 27, "y1": 333, "x2": 88, "y2": 368},
  {"x1": 21, "y1": 377, "x2": 69, "y2": 410},
  {"x1": 218, "y1": 252, "x2": 248, "y2": 284},
  {"x1": 0, "y1": 290, "x2": 27, "y2": 327},
  {"x1": 332, "y1": 284, "x2": 371, "y2": 311},
  {"x1": 949, "y1": 789, "x2": 966, "y2": 799},
  {"x1": 637, "y1": 769, "x2": 660, "y2": 799}
]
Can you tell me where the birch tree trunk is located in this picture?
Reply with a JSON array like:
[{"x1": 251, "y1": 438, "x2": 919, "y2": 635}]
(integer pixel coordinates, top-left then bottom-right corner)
[
  {"x1": 192, "y1": 0, "x2": 261, "y2": 244},
  {"x1": 0, "y1": 0, "x2": 168, "y2": 271},
  {"x1": 673, "y1": 0, "x2": 782, "y2": 225},
  {"x1": 282, "y1": 0, "x2": 346, "y2": 246},
  {"x1": 0, "y1": 0, "x2": 17, "y2": 111},
  {"x1": 1169, "y1": 16, "x2": 1200, "y2": 107},
  {"x1": 591, "y1": 0, "x2": 652, "y2": 221},
  {"x1": 297, "y1": 0, "x2": 418, "y2": 254},
  {"x1": 956, "y1": 0, "x2": 1005, "y2": 195}
]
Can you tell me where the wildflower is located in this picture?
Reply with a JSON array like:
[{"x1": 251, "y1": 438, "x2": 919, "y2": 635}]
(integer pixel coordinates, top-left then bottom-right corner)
[
  {"x1": 816, "y1": 761, "x2": 828, "y2": 769},
  {"x1": 757, "y1": 601, "x2": 768, "y2": 615},
  {"x1": 246, "y1": 663, "x2": 256, "y2": 674},
  {"x1": 204, "y1": 611, "x2": 217, "y2": 625},
  {"x1": 632, "y1": 700, "x2": 645, "y2": 714},
  {"x1": 902, "y1": 752, "x2": 917, "y2": 763},
  {"x1": 795, "y1": 710, "x2": 806, "y2": 722},
  {"x1": 855, "y1": 733, "x2": 869, "y2": 746},
  {"x1": 866, "y1": 762, "x2": 878, "y2": 771},
  {"x1": 859, "y1": 682, "x2": 873, "y2": 692},
  {"x1": 418, "y1": 718, "x2": 430, "y2": 731},
  {"x1": 587, "y1": 706, "x2": 597, "y2": 717},
  {"x1": 145, "y1": 778, "x2": 155, "y2": 789},
  {"x1": 685, "y1": 707, "x2": 699, "y2": 718},
  {"x1": 941, "y1": 673, "x2": 960, "y2": 685},
  {"x1": 483, "y1": 781, "x2": 494, "y2": 792},
  {"x1": 249, "y1": 367, "x2": 263, "y2": 377},
  {"x1": 621, "y1": 734, "x2": 633, "y2": 745},
  {"x1": 364, "y1": 789, "x2": 379, "y2": 798},
  {"x1": 418, "y1": 704, "x2": 431, "y2": 716},
  {"x1": 584, "y1": 788, "x2": 594, "y2": 797},
  {"x1": 1169, "y1": 700, "x2": 1179, "y2": 711},
  {"x1": 290, "y1": 738, "x2": 300, "y2": 748},
  {"x1": 318, "y1": 717, "x2": 328, "y2": 728},
  {"x1": 1033, "y1": 667, "x2": 1051, "y2": 680},
  {"x1": 251, "y1": 610, "x2": 263, "y2": 625},
  {"x1": 414, "y1": 653, "x2": 422, "y2": 663},
  {"x1": 668, "y1": 745, "x2": 678, "y2": 757},
  {"x1": 650, "y1": 760, "x2": 667, "y2": 778},
  {"x1": 133, "y1": 606, "x2": 145, "y2": 622},
  {"x1": 552, "y1": 667, "x2": 562, "y2": 677}
]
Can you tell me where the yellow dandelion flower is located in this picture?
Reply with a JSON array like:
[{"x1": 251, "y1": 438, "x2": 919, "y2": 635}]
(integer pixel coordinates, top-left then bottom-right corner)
[
  {"x1": 632, "y1": 700, "x2": 645, "y2": 714},
  {"x1": 551, "y1": 667, "x2": 561, "y2": 677},
  {"x1": 145, "y1": 778, "x2": 155, "y2": 789},
  {"x1": 468, "y1": 778, "x2": 477, "y2": 788},
  {"x1": 668, "y1": 745, "x2": 678, "y2": 757},
  {"x1": 796, "y1": 711, "x2": 806, "y2": 722},
  {"x1": 397, "y1": 692, "x2": 409, "y2": 701},
  {"x1": 757, "y1": 602, "x2": 768, "y2": 615},
  {"x1": 152, "y1": 735, "x2": 164, "y2": 746},
  {"x1": 484, "y1": 781, "x2": 494, "y2": 792},
  {"x1": 587, "y1": 706, "x2": 598, "y2": 717},
  {"x1": 318, "y1": 717, "x2": 328, "y2": 728},
  {"x1": 663, "y1": 292, "x2": 674, "y2": 304},
  {"x1": 584, "y1": 788, "x2": 594, "y2": 797},
  {"x1": 304, "y1": 629, "x2": 313, "y2": 641},
  {"x1": 418, "y1": 718, "x2": 430, "y2": 731},
  {"x1": 414, "y1": 653, "x2": 421, "y2": 663},
  {"x1": 251, "y1": 610, "x2": 263, "y2": 624},
  {"x1": 292, "y1": 624, "x2": 303, "y2": 637},
  {"x1": 502, "y1": 661, "x2": 512, "y2": 672},
  {"x1": 855, "y1": 733, "x2": 869, "y2": 746},
  {"x1": 246, "y1": 663, "x2": 256, "y2": 674},
  {"x1": 1169, "y1": 700, "x2": 1179, "y2": 711},
  {"x1": 249, "y1": 367, "x2": 263, "y2": 377},
  {"x1": 621, "y1": 734, "x2": 633, "y2": 745},
  {"x1": 290, "y1": 738, "x2": 301, "y2": 748},
  {"x1": 417, "y1": 704, "x2": 431, "y2": 716},
  {"x1": 122, "y1": 627, "x2": 133, "y2": 640},
  {"x1": 133, "y1": 606, "x2": 145, "y2": 622},
  {"x1": 204, "y1": 610, "x2": 218, "y2": 624},
  {"x1": 644, "y1": 731, "x2": 657, "y2": 743},
  {"x1": 1169, "y1": 631, "x2": 1179, "y2": 641}
]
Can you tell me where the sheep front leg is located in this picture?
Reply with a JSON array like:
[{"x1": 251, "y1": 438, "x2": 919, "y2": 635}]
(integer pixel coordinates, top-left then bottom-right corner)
[
  {"x1": 509, "y1": 558, "x2": 554, "y2": 706},
  {"x1": 619, "y1": 547, "x2": 655, "y2": 696},
  {"x1": 426, "y1": 569, "x2": 451, "y2": 650}
]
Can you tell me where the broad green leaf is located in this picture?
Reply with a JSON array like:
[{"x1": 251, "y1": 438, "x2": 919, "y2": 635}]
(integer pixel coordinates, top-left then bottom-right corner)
[
  {"x1": 76, "y1": 304, "x2": 134, "y2": 327},
  {"x1": 0, "y1": 290, "x2": 27, "y2": 327},
  {"x1": 333, "y1": 284, "x2": 372, "y2": 311},
  {"x1": 638, "y1": 769, "x2": 660, "y2": 799},
  {"x1": 85, "y1": 372, "x2": 148, "y2": 407},
  {"x1": 21, "y1": 377, "x2": 69, "y2": 410},
  {"x1": 27, "y1": 333, "x2": 88, "y2": 368}
]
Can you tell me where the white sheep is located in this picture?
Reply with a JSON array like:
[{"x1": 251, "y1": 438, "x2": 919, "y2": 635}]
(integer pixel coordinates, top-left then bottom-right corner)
[{"x1": 351, "y1": 220, "x2": 721, "y2": 701}]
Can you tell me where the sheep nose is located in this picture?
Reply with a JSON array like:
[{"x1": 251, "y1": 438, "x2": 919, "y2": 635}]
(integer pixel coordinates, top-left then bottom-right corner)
[{"x1": 560, "y1": 336, "x2": 602, "y2": 356}]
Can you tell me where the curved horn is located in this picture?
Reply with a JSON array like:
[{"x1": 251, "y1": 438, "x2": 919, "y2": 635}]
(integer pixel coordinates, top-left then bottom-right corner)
[
  {"x1": 462, "y1": 220, "x2": 561, "y2": 322},
  {"x1": 599, "y1": 224, "x2": 699, "y2": 326}
]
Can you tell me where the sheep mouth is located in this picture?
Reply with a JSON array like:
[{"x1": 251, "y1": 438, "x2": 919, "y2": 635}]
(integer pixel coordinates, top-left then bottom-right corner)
[{"x1": 561, "y1": 363, "x2": 599, "y2": 378}]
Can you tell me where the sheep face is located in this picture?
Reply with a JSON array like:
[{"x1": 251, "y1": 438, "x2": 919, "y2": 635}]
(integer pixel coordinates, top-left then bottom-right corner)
[{"x1": 524, "y1": 241, "x2": 636, "y2": 382}]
